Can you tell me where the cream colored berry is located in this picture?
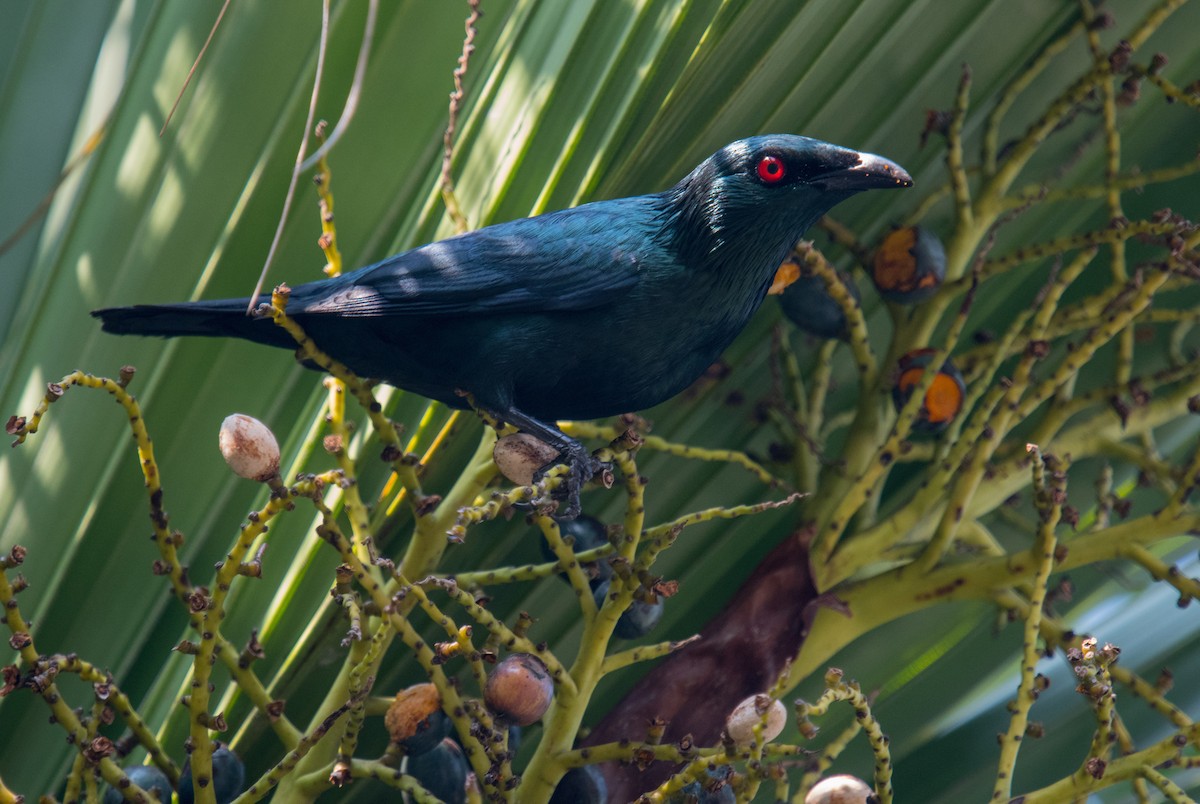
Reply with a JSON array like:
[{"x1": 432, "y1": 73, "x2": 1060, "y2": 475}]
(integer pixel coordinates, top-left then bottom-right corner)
[
  {"x1": 493, "y1": 432, "x2": 558, "y2": 486},
  {"x1": 725, "y1": 694, "x2": 786, "y2": 745},
  {"x1": 806, "y1": 774, "x2": 875, "y2": 804},
  {"x1": 219, "y1": 414, "x2": 280, "y2": 482}
]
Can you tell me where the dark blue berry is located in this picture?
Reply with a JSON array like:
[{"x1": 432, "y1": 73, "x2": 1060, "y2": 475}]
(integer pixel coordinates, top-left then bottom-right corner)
[
  {"x1": 178, "y1": 743, "x2": 245, "y2": 804},
  {"x1": 594, "y1": 579, "x2": 664, "y2": 639},
  {"x1": 405, "y1": 738, "x2": 468, "y2": 804},
  {"x1": 103, "y1": 764, "x2": 173, "y2": 804},
  {"x1": 674, "y1": 765, "x2": 736, "y2": 803},
  {"x1": 540, "y1": 515, "x2": 613, "y2": 587},
  {"x1": 778, "y1": 263, "x2": 861, "y2": 340},
  {"x1": 549, "y1": 765, "x2": 607, "y2": 803}
]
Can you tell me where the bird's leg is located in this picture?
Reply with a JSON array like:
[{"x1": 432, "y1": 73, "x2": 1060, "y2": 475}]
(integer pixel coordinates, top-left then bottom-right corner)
[{"x1": 491, "y1": 406, "x2": 607, "y2": 519}]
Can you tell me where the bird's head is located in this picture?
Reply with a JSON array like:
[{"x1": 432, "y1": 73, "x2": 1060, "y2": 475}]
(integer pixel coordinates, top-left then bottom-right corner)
[{"x1": 666, "y1": 134, "x2": 912, "y2": 269}]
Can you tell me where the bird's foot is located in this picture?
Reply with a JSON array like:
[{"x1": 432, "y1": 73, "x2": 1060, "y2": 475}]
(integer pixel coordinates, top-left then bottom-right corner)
[{"x1": 534, "y1": 443, "x2": 612, "y2": 520}]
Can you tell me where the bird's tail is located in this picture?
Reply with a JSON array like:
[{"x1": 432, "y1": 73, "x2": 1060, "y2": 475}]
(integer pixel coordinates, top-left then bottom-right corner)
[{"x1": 92, "y1": 297, "x2": 299, "y2": 350}]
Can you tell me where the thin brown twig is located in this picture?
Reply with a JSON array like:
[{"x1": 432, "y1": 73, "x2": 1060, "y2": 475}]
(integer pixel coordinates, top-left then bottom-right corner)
[
  {"x1": 159, "y1": 0, "x2": 232, "y2": 137},
  {"x1": 441, "y1": 0, "x2": 482, "y2": 233},
  {"x1": 300, "y1": 0, "x2": 378, "y2": 172},
  {"x1": 246, "y1": 0, "x2": 331, "y2": 312},
  {"x1": 0, "y1": 119, "x2": 109, "y2": 257}
]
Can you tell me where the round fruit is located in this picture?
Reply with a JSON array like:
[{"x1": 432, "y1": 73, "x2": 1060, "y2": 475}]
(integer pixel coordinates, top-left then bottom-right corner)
[
  {"x1": 872, "y1": 226, "x2": 946, "y2": 303},
  {"x1": 218, "y1": 414, "x2": 280, "y2": 482},
  {"x1": 674, "y1": 765, "x2": 736, "y2": 803},
  {"x1": 892, "y1": 349, "x2": 966, "y2": 434},
  {"x1": 103, "y1": 764, "x2": 173, "y2": 804},
  {"x1": 386, "y1": 683, "x2": 451, "y2": 756},
  {"x1": 805, "y1": 774, "x2": 875, "y2": 804},
  {"x1": 594, "y1": 579, "x2": 665, "y2": 639},
  {"x1": 539, "y1": 515, "x2": 612, "y2": 587},
  {"x1": 493, "y1": 433, "x2": 559, "y2": 486},
  {"x1": 778, "y1": 260, "x2": 861, "y2": 340},
  {"x1": 725, "y1": 694, "x2": 787, "y2": 745},
  {"x1": 404, "y1": 738, "x2": 468, "y2": 804},
  {"x1": 178, "y1": 743, "x2": 245, "y2": 804},
  {"x1": 484, "y1": 653, "x2": 554, "y2": 726},
  {"x1": 549, "y1": 765, "x2": 607, "y2": 803}
]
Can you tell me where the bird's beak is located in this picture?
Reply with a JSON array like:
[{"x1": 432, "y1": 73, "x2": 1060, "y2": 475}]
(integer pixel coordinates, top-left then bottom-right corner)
[{"x1": 813, "y1": 152, "x2": 913, "y2": 191}]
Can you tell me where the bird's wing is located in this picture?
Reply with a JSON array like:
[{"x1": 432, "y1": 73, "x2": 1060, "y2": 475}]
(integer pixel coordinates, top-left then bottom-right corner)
[{"x1": 296, "y1": 199, "x2": 657, "y2": 318}]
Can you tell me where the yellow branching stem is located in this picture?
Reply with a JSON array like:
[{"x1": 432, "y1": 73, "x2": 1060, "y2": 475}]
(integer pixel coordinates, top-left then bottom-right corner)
[
  {"x1": 266, "y1": 288, "x2": 434, "y2": 523},
  {"x1": 768, "y1": 330, "x2": 834, "y2": 490},
  {"x1": 332, "y1": 620, "x2": 391, "y2": 785},
  {"x1": 1004, "y1": 155, "x2": 1200, "y2": 210},
  {"x1": 5, "y1": 371, "x2": 300, "y2": 749},
  {"x1": 794, "y1": 668, "x2": 893, "y2": 804},
  {"x1": 792, "y1": 502, "x2": 1200, "y2": 692},
  {"x1": 952, "y1": 219, "x2": 1180, "y2": 288},
  {"x1": 9, "y1": 370, "x2": 184, "y2": 596},
  {"x1": 600, "y1": 635, "x2": 702, "y2": 674},
  {"x1": 63, "y1": 753, "x2": 86, "y2": 804},
  {"x1": 323, "y1": 376, "x2": 383, "y2": 587},
  {"x1": 992, "y1": 447, "x2": 1064, "y2": 802},
  {"x1": 188, "y1": 471, "x2": 345, "y2": 804},
  {"x1": 409, "y1": 576, "x2": 572, "y2": 687},
  {"x1": 574, "y1": 742, "x2": 695, "y2": 772},
  {"x1": 47, "y1": 654, "x2": 179, "y2": 783},
  {"x1": 1120, "y1": 543, "x2": 1200, "y2": 605},
  {"x1": 1013, "y1": 268, "x2": 1169, "y2": 420},
  {"x1": 376, "y1": 404, "x2": 465, "y2": 522},
  {"x1": 958, "y1": 288, "x2": 1200, "y2": 384},
  {"x1": 1080, "y1": 0, "x2": 1137, "y2": 394},
  {"x1": 239, "y1": 695, "x2": 359, "y2": 803},
  {"x1": 1012, "y1": 713, "x2": 1200, "y2": 802},
  {"x1": 561, "y1": 421, "x2": 778, "y2": 486},
  {"x1": 438, "y1": 542, "x2": 615, "y2": 587},
  {"x1": 813, "y1": 277, "x2": 976, "y2": 582},
  {"x1": 1140, "y1": 767, "x2": 1192, "y2": 803},
  {"x1": 300, "y1": 502, "x2": 501, "y2": 797},
  {"x1": 983, "y1": 0, "x2": 1190, "y2": 210},
  {"x1": 981, "y1": 20, "x2": 1084, "y2": 175},
  {"x1": 449, "y1": 465, "x2": 569, "y2": 541},
  {"x1": 312, "y1": 132, "x2": 343, "y2": 279},
  {"x1": 1108, "y1": 664, "x2": 1195, "y2": 734},
  {"x1": 636, "y1": 493, "x2": 804, "y2": 572},
  {"x1": 793, "y1": 241, "x2": 876, "y2": 382},
  {"x1": 519, "y1": 440, "x2": 648, "y2": 801},
  {"x1": 440, "y1": 0, "x2": 482, "y2": 234},
  {"x1": 627, "y1": 744, "x2": 810, "y2": 804},
  {"x1": 912, "y1": 250, "x2": 1090, "y2": 576},
  {"x1": 320, "y1": 758, "x2": 441, "y2": 801},
  {"x1": 793, "y1": 720, "x2": 864, "y2": 802},
  {"x1": 823, "y1": 360, "x2": 1200, "y2": 593},
  {"x1": 534, "y1": 515, "x2": 600, "y2": 617},
  {"x1": 1133, "y1": 68, "x2": 1200, "y2": 108},
  {"x1": 941, "y1": 301, "x2": 1033, "y2": 443},
  {"x1": 1075, "y1": 639, "x2": 1132, "y2": 790},
  {"x1": 948, "y1": 64, "x2": 974, "y2": 231},
  {"x1": 0, "y1": 550, "x2": 152, "y2": 801}
]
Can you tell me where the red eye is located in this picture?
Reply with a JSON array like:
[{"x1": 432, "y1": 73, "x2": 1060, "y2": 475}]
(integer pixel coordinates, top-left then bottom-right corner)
[{"x1": 757, "y1": 155, "x2": 786, "y2": 184}]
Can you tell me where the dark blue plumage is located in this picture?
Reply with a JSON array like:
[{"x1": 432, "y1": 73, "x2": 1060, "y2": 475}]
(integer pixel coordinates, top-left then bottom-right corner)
[{"x1": 95, "y1": 135, "x2": 910, "y2": 513}]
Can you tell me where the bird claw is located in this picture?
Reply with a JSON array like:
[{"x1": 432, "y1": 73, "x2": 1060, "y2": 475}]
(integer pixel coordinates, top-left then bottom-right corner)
[{"x1": 534, "y1": 446, "x2": 609, "y2": 520}]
